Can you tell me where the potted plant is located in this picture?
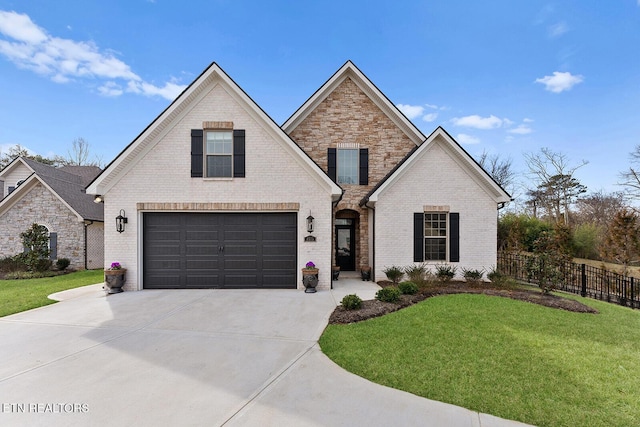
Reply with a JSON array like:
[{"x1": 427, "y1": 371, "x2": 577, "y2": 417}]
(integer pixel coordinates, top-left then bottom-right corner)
[
  {"x1": 104, "y1": 262, "x2": 126, "y2": 294},
  {"x1": 302, "y1": 261, "x2": 319, "y2": 293},
  {"x1": 360, "y1": 265, "x2": 372, "y2": 281},
  {"x1": 332, "y1": 265, "x2": 340, "y2": 280}
]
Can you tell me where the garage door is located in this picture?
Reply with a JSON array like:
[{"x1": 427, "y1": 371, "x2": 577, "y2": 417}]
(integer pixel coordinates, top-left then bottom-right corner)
[{"x1": 143, "y1": 212, "x2": 297, "y2": 289}]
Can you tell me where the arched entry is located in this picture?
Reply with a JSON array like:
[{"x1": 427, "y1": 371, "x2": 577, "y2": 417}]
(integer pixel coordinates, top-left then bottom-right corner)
[{"x1": 335, "y1": 209, "x2": 359, "y2": 271}]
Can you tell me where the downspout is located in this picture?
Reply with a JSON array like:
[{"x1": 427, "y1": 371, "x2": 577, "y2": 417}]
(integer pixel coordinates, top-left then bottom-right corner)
[
  {"x1": 330, "y1": 191, "x2": 345, "y2": 290},
  {"x1": 365, "y1": 200, "x2": 375, "y2": 282},
  {"x1": 84, "y1": 220, "x2": 94, "y2": 270}
]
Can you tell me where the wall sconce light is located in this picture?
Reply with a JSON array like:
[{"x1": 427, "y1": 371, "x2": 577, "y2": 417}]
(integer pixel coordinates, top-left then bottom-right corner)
[
  {"x1": 306, "y1": 214, "x2": 314, "y2": 233},
  {"x1": 116, "y1": 209, "x2": 128, "y2": 233},
  {"x1": 94, "y1": 195, "x2": 103, "y2": 203}
]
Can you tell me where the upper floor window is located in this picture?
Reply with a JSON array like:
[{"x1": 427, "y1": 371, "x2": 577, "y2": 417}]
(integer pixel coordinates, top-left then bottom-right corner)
[
  {"x1": 337, "y1": 149, "x2": 359, "y2": 184},
  {"x1": 205, "y1": 131, "x2": 233, "y2": 178}
]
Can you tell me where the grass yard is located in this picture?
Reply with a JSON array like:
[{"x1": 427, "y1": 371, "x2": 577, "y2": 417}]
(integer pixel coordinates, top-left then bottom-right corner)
[
  {"x1": 319, "y1": 293, "x2": 640, "y2": 427},
  {"x1": 0, "y1": 269, "x2": 104, "y2": 317}
]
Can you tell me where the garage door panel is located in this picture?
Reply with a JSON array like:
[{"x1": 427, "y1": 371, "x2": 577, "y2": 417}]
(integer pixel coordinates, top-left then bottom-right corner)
[{"x1": 144, "y1": 212, "x2": 296, "y2": 289}]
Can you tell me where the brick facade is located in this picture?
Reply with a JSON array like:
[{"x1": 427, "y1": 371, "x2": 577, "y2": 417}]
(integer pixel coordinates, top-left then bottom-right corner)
[
  {"x1": 288, "y1": 77, "x2": 417, "y2": 269},
  {"x1": 0, "y1": 183, "x2": 98, "y2": 269}
]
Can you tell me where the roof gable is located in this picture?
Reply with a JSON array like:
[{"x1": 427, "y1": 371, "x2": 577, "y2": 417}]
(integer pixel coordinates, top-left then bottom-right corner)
[
  {"x1": 86, "y1": 62, "x2": 342, "y2": 199},
  {"x1": 362, "y1": 127, "x2": 511, "y2": 205},
  {"x1": 0, "y1": 157, "x2": 103, "y2": 221},
  {"x1": 282, "y1": 60, "x2": 425, "y2": 146}
]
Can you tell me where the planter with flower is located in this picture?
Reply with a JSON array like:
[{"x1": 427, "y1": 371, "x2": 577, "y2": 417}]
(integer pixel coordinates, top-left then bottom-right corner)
[
  {"x1": 302, "y1": 261, "x2": 319, "y2": 293},
  {"x1": 104, "y1": 262, "x2": 126, "y2": 294}
]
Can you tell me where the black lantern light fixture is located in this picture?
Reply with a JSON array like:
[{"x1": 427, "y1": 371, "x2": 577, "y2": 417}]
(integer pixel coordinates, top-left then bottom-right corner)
[
  {"x1": 116, "y1": 209, "x2": 128, "y2": 233},
  {"x1": 306, "y1": 214, "x2": 314, "y2": 233}
]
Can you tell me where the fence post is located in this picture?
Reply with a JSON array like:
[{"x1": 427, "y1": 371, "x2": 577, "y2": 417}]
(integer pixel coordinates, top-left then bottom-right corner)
[
  {"x1": 632, "y1": 277, "x2": 635, "y2": 308},
  {"x1": 581, "y1": 264, "x2": 587, "y2": 297}
]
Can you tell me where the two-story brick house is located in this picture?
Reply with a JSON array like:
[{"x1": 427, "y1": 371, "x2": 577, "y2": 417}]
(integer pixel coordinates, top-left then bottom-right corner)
[{"x1": 87, "y1": 61, "x2": 510, "y2": 291}]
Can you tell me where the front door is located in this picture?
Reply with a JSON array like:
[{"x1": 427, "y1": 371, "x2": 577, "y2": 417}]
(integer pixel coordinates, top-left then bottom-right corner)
[{"x1": 335, "y1": 221, "x2": 356, "y2": 271}]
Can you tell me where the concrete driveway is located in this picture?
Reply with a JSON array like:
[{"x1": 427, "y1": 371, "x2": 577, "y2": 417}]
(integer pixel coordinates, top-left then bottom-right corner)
[{"x1": 0, "y1": 284, "x2": 531, "y2": 427}]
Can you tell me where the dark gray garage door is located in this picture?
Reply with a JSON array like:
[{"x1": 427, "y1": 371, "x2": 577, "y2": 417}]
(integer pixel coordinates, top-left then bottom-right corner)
[{"x1": 143, "y1": 212, "x2": 297, "y2": 289}]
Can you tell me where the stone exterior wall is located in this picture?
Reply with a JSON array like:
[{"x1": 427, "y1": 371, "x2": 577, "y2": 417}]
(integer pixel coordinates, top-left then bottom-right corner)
[
  {"x1": 0, "y1": 183, "x2": 87, "y2": 269},
  {"x1": 288, "y1": 77, "x2": 417, "y2": 269}
]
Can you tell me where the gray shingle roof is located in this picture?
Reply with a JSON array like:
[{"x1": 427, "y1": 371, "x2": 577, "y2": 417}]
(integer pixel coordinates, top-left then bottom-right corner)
[{"x1": 22, "y1": 158, "x2": 104, "y2": 221}]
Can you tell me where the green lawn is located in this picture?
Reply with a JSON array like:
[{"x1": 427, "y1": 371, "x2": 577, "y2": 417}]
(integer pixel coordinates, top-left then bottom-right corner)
[
  {"x1": 0, "y1": 269, "x2": 104, "y2": 317},
  {"x1": 319, "y1": 293, "x2": 640, "y2": 427}
]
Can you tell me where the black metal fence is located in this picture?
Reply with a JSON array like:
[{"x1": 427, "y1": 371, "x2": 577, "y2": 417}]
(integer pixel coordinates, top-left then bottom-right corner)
[{"x1": 497, "y1": 251, "x2": 640, "y2": 309}]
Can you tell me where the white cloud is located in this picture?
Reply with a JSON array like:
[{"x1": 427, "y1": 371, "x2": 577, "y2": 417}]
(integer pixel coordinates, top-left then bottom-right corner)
[
  {"x1": 451, "y1": 114, "x2": 503, "y2": 130},
  {"x1": 0, "y1": 10, "x2": 186, "y2": 100},
  {"x1": 422, "y1": 112, "x2": 438, "y2": 122},
  {"x1": 548, "y1": 22, "x2": 568, "y2": 38},
  {"x1": 523, "y1": 118, "x2": 534, "y2": 123},
  {"x1": 535, "y1": 71, "x2": 584, "y2": 93},
  {"x1": 456, "y1": 133, "x2": 481, "y2": 145},
  {"x1": 396, "y1": 104, "x2": 424, "y2": 119},
  {"x1": 508, "y1": 125, "x2": 533, "y2": 135}
]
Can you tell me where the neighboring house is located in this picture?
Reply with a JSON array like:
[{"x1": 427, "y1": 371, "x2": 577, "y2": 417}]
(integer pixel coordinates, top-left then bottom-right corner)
[
  {"x1": 0, "y1": 157, "x2": 104, "y2": 269},
  {"x1": 86, "y1": 61, "x2": 510, "y2": 292}
]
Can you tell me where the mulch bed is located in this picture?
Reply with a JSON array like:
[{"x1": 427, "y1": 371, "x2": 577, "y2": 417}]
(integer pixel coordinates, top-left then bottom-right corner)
[{"x1": 329, "y1": 280, "x2": 598, "y2": 325}]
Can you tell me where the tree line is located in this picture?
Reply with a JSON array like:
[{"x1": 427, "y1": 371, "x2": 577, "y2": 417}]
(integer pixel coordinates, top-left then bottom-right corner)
[
  {"x1": 0, "y1": 138, "x2": 102, "y2": 171},
  {"x1": 479, "y1": 145, "x2": 640, "y2": 277}
]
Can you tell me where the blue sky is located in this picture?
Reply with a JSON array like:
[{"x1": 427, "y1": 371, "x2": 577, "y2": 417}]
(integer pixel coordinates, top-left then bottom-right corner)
[{"x1": 1, "y1": 1, "x2": 639, "y2": 202}]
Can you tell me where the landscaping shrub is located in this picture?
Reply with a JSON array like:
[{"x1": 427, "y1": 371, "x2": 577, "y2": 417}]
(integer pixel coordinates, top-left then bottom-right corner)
[
  {"x1": 404, "y1": 264, "x2": 426, "y2": 284},
  {"x1": 435, "y1": 264, "x2": 457, "y2": 282},
  {"x1": 487, "y1": 266, "x2": 509, "y2": 287},
  {"x1": 462, "y1": 268, "x2": 484, "y2": 284},
  {"x1": 398, "y1": 281, "x2": 419, "y2": 295},
  {"x1": 19, "y1": 224, "x2": 51, "y2": 272},
  {"x1": 0, "y1": 255, "x2": 27, "y2": 273},
  {"x1": 341, "y1": 294, "x2": 363, "y2": 310},
  {"x1": 382, "y1": 266, "x2": 404, "y2": 284},
  {"x1": 55, "y1": 258, "x2": 71, "y2": 271},
  {"x1": 376, "y1": 286, "x2": 401, "y2": 303},
  {"x1": 3, "y1": 270, "x2": 59, "y2": 280}
]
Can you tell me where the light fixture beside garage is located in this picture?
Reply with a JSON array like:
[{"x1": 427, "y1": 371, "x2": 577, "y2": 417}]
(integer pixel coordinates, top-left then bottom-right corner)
[
  {"x1": 306, "y1": 214, "x2": 314, "y2": 233},
  {"x1": 304, "y1": 213, "x2": 316, "y2": 242},
  {"x1": 116, "y1": 210, "x2": 128, "y2": 233}
]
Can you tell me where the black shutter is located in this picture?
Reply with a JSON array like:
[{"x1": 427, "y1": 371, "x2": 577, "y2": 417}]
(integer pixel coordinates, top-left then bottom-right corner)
[
  {"x1": 449, "y1": 213, "x2": 460, "y2": 262},
  {"x1": 49, "y1": 232, "x2": 57, "y2": 260},
  {"x1": 359, "y1": 148, "x2": 369, "y2": 185},
  {"x1": 328, "y1": 148, "x2": 337, "y2": 181},
  {"x1": 413, "y1": 213, "x2": 424, "y2": 262},
  {"x1": 8, "y1": 186, "x2": 15, "y2": 194},
  {"x1": 191, "y1": 129, "x2": 203, "y2": 178},
  {"x1": 233, "y1": 130, "x2": 245, "y2": 178}
]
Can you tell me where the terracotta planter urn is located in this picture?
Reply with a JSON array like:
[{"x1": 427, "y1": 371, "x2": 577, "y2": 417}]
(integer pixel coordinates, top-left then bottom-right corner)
[
  {"x1": 104, "y1": 269, "x2": 126, "y2": 294},
  {"x1": 360, "y1": 266, "x2": 372, "y2": 281}
]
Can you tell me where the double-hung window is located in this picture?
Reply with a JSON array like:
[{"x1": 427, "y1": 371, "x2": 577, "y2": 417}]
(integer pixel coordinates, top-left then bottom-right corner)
[
  {"x1": 413, "y1": 210, "x2": 459, "y2": 263},
  {"x1": 205, "y1": 131, "x2": 233, "y2": 178},
  {"x1": 424, "y1": 213, "x2": 447, "y2": 261},
  {"x1": 327, "y1": 146, "x2": 369, "y2": 185}
]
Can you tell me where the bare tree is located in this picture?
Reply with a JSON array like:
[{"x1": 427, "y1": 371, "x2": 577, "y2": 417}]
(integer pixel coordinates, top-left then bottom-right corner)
[
  {"x1": 574, "y1": 190, "x2": 627, "y2": 228},
  {"x1": 477, "y1": 150, "x2": 516, "y2": 190},
  {"x1": 619, "y1": 145, "x2": 640, "y2": 201},
  {"x1": 54, "y1": 138, "x2": 102, "y2": 167},
  {"x1": 524, "y1": 147, "x2": 588, "y2": 225},
  {"x1": 601, "y1": 209, "x2": 640, "y2": 277}
]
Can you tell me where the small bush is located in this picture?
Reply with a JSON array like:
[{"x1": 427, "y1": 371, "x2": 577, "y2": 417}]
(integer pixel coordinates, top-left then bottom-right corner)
[
  {"x1": 462, "y1": 268, "x2": 484, "y2": 284},
  {"x1": 383, "y1": 266, "x2": 404, "y2": 284},
  {"x1": 487, "y1": 266, "x2": 508, "y2": 287},
  {"x1": 56, "y1": 258, "x2": 71, "y2": 271},
  {"x1": 376, "y1": 286, "x2": 401, "y2": 303},
  {"x1": 398, "y1": 281, "x2": 419, "y2": 295},
  {"x1": 435, "y1": 264, "x2": 457, "y2": 282},
  {"x1": 3, "y1": 270, "x2": 60, "y2": 280},
  {"x1": 0, "y1": 255, "x2": 27, "y2": 273},
  {"x1": 341, "y1": 294, "x2": 363, "y2": 310},
  {"x1": 404, "y1": 264, "x2": 426, "y2": 283}
]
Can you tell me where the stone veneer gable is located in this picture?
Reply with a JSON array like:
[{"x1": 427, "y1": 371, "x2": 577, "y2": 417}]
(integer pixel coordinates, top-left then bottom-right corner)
[
  {"x1": 0, "y1": 183, "x2": 88, "y2": 269},
  {"x1": 288, "y1": 77, "x2": 418, "y2": 268}
]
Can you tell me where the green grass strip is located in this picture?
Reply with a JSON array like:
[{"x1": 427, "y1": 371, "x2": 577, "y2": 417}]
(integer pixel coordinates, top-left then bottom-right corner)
[
  {"x1": 320, "y1": 294, "x2": 640, "y2": 427},
  {"x1": 0, "y1": 269, "x2": 104, "y2": 317}
]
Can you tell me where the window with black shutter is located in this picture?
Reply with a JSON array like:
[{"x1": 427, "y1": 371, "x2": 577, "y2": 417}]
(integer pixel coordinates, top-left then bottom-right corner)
[
  {"x1": 413, "y1": 212, "x2": 460, "y2": 262},
  {"x1": 191, "y1": 128, "x2": 245, "y2": 178}
]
